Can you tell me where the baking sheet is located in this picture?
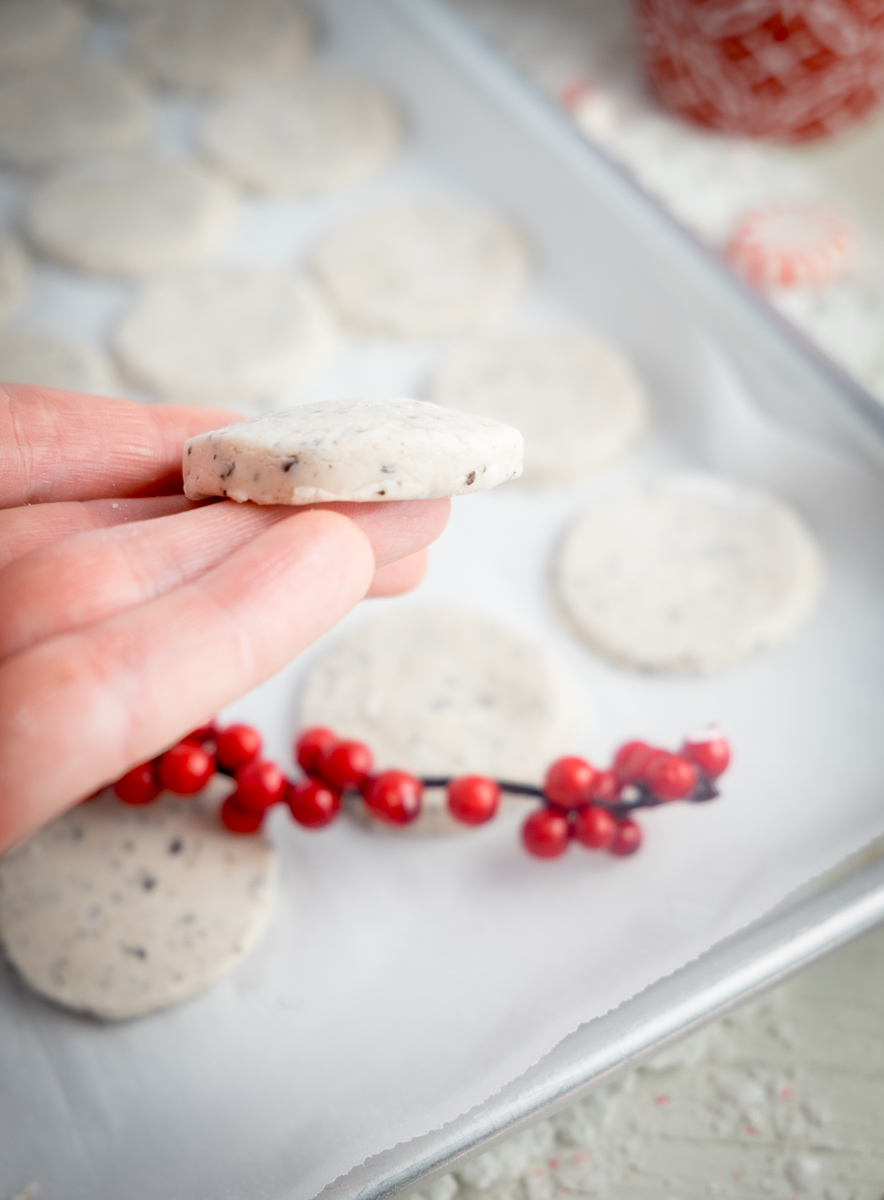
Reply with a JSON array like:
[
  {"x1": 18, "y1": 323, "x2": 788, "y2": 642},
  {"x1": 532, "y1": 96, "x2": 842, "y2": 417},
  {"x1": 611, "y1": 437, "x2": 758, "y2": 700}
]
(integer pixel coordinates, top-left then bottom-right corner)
[{"x1": 3, "y1": 2, "x2": 884, "y2": 1198}]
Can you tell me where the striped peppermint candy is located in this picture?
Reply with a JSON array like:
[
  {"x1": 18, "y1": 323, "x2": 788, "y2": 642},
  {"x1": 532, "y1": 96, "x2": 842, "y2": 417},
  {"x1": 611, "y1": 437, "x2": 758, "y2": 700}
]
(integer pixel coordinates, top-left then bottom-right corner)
[
  {"x1": 725, "y1": 201, "x2": 856, "y2": 288},
  {"x1": 635, "y1": 0, "x2": 884, "y2": 141}
]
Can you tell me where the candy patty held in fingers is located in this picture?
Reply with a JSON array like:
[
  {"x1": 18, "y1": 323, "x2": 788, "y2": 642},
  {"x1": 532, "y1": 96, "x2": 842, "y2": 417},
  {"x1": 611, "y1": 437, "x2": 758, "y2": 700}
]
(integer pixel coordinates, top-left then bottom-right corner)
[{"x1": 183, "y1": 397, "x2": 523, "y2": 505}]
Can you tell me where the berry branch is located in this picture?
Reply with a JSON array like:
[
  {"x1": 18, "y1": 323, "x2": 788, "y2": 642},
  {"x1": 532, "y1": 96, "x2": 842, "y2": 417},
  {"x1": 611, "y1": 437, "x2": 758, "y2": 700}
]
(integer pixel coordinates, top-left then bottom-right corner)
[{"x1": 103, "y1": 721, "x2": 730, "y2": 861}]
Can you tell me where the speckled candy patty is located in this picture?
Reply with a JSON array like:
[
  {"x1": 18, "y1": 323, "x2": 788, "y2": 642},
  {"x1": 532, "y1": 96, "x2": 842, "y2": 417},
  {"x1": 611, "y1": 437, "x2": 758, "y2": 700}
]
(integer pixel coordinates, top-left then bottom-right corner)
[
  {"x1": 27, "y1": 153, "x2": 238, "y2": 277},
  {"x1": 309, "y1": 201, "x2": 529, "y2": 338},
  {"x1": 183, "y1": 397, "x2": 523, "y2": 504},
  {"x1": 0, "y1": 62, "x2": 151, "y2": 170},
  {"x1": 0, "y1": 786, "x2": 278, "y2": 1020},
  {"x1": 0, "y1": 0, "x2": 84, "y2": 73},
  {"x1": 113, "y1": 269, "x2": 335, "y2": 407},
  {"x1": 301, "y1": 603, "x2": 577, "y2": 785},
  {"x1": 128, "y1": 0, "x2": 313, "y2": 94},
  {"x1": 431, "y1": 329, "x2": 649, "y2": 485},
  {"x1": 554, "y1": 475, "x2": 823, "y2": 673},
  {"x1": 200, "y1": 74, "x2": 400, "y2": 196}
]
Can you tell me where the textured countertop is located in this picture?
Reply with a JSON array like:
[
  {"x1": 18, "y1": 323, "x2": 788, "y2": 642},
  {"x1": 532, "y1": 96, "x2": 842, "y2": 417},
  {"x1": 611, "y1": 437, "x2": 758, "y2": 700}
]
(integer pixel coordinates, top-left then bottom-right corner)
[{"x1": 404, "y1": 920, "x2": 884, "y2": 1199}]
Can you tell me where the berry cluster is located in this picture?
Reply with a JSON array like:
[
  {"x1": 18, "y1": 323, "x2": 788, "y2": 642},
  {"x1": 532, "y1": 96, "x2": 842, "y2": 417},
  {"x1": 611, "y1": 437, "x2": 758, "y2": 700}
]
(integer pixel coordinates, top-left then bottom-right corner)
[
  {"x1": 107, "y1": 722, "x2": 729, "y2": 860},
  {"x1": 517, "y1": 732, "x2": 729, "y2": 860}
]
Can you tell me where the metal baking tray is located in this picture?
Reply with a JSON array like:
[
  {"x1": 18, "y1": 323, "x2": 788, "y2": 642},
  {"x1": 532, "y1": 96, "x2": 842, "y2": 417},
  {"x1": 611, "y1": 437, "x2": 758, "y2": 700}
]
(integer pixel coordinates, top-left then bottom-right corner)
[{"x1": 2, "y1": 1, "x2": 884, "y2": 1198}]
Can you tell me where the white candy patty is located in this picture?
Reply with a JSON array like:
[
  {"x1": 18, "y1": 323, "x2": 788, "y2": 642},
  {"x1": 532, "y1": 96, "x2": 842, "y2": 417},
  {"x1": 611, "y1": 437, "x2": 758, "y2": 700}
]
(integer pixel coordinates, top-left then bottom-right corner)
[
  {"x1": 309, "y1": 201, "x2": 529, "y2": 338},
  {"x1": 200, "y1": 74, "x2": 401, "y2": 196},
  {"x1": 26, "y1": 154, "x2": 239, "y2": 277},
  {"x1": 554, "y1": 475, "x2": 823, "y2": 674},
  {"x1": 0, "y1": 62, "x2": 152, "y2": 170},
  {"x1": 0, "y1": 0, "x2": 84, "y2": 72},
  {"x1": 183, "y1": 397, "x2": 523, "y2": 504},
  {"x1": 113, "y1": 269, "x2": 335, "y2": 408},
  {"x1": 0, "y1": 787, "x2": 278, "y2": 1020},
  {"x1": 129, "y1": 0, "x2": 313, "y2": 94},
  {"x1": 0, "y1": 327, "x2": 117, "y2": 395},
  {"x1": 432, "y1": 330, "x2": 649, "y2": 485},
  {"x1": 0, "y1": 232, "x2": 29, "y2": 324},
  {"x1": 301, "y1": 603, "x2": 577, "y2": 784}
]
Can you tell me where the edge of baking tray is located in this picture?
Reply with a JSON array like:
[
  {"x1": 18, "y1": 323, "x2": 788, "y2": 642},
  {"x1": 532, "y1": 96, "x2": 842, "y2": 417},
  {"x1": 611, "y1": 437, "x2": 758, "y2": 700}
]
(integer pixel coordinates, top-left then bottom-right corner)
[
  {"x1": 319, "y1": 845, "x2": 884, "y2": 1200},
  {"x1": 310, "y1": 1, "x2": 884, "y2": 1196}
]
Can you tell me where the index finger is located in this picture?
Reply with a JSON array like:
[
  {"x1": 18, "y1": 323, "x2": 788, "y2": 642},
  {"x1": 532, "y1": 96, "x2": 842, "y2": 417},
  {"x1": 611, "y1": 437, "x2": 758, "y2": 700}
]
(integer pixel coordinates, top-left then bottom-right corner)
[{"x1": 0, "y1": 384, "x2": 240, "y2": 508}]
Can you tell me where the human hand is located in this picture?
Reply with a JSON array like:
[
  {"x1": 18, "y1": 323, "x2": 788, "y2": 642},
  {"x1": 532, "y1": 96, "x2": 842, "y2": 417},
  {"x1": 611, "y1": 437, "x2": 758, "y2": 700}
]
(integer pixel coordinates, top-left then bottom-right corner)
[{"x1": 0, "y1": 386, "x2": 449, "y2": 853}]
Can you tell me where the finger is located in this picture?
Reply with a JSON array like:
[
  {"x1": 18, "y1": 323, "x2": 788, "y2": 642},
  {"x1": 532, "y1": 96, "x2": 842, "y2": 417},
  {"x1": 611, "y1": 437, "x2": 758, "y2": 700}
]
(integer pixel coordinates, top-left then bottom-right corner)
[
  {"x1": 367, "y1": 550, "x2": 428, "y2": 597},
  {"x1": 0, "y1": 498, "x2": 449, "y2": 658},
  {"x1": 0, "y1": 495, "x2": 193, "y2": 571},
  {"x1": 317, "y1": 498, "x2": 449, "y2": 568},
  {"x1": 0, "y1": 502, "x2": 289, "y2": 658},
  {"x1": 0, "y1": 510, "x2": 374, "y2": 851},
  {"x1": 0, "y1": 384, "x2": 239, "y2": 508}
]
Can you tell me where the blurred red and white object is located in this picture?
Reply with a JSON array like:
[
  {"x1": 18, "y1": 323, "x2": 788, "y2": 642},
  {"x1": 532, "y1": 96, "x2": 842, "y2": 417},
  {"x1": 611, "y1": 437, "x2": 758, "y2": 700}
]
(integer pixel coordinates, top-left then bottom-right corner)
[
  {"x1": 635, "y1": 0, "x2": 884, "y2": 141},
  {"x1": 726, "y1": 200, "x2": 857, "y2": 287}
]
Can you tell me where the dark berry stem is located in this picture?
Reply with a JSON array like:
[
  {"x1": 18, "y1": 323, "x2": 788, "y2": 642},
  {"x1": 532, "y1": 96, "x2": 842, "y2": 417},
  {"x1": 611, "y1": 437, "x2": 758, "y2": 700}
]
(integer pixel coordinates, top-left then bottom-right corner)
[{"x1": 418, "y1": 776, "x2": 717, "y2": 811}]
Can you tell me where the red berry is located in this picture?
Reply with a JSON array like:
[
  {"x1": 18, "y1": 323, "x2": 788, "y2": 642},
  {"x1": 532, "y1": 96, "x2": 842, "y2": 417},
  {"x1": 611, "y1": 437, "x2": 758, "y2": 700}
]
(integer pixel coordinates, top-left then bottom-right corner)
[
  {"x1": 295, "y1": 727, "x2": 338, "y2": 776},
  {"x1": 182, "y1": 721, "x2": 217, "y2": 745},
  {"x1": 234, "y1": 759, "x2": 288, "y2": 812},
  {"x1": 609, "y1": 819, "x2": 642, "y2": 856},
  {"x1": 216, "y1": 723, "x2": 262, "y2": 772},
  {"x1": 157, "y1": 742, "x2": 214, "y2": 794},
  {"x1": 590, "y1": 769, "x2": 619, "y2": 802},
  {"x1": 114, "y1": 762, "x2": 160, "y2": 805},
  {"x1": 522, "y1": 808, "x2": 570, "y2": 858},
  {"x1": 363, "y1": 771, "x2": 422, "y2": 825},
  {"x1": 288, "y1": 779, "x2": 340, "y2": 828},
  {"x1": 447, "y1": 776, "x2": 500, "y2": 825},
  {"x1": 543, "y1": 756, "x2": 597, "y2": 810},
  {"x1": 220, "y1": 796, "x2": 265, "y2": 834},
  {"x1": 322, "y1": 739, "x2": 373, "y2": 791},
  {"x1": 682, "y1": 727, "x2": 731, "y2": 778},
  {"x1": 573, "y1": 804, "x2": 617, "y2": 850},
  {"x1": 612, "y1": 741, "x2": 656, "y2": 784},
  {"x1": 644, "y1": 752, "x2": 697, "y2": 801}
]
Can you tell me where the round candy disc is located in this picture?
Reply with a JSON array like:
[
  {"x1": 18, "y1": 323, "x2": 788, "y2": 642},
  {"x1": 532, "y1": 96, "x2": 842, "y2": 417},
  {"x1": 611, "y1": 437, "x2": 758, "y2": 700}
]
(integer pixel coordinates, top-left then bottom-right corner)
[
  {"x1": 726, "y1": 202, "x2": 856, "y2": 290},
  {"x1": 0, "y1": 787, "x2": 278, "y2": 1020},
  {"x1": 555, "y1": 475, "x2": 823, "y2": 673},
  {"x1": 183, "y1": 397, "x2": 523, "y2": 504}
]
